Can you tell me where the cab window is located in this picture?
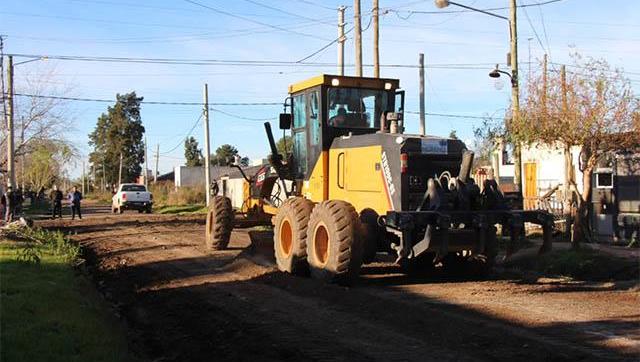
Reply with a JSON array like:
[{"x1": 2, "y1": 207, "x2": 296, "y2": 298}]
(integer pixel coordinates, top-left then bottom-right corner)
[{"x1": 327, "y1": 87, "x2": 389, "y2": 129}]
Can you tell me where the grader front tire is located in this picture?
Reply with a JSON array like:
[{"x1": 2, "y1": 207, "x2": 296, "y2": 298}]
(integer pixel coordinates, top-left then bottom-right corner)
[
  {"x1": 205, "y1": 196, "x2": 234, "y2": 251},
  {"x1": 273, "y1": 197, "x2": 314, "y2": 274},
  {"x1": 306, "y1": 200, "x2": 364, "y2": 285}
]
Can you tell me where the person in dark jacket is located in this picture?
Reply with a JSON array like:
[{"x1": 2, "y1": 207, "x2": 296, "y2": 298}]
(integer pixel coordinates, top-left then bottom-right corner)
[
  {"x1": 50, "y1": 185, "x2": 63, "y2": 219},
  {"x1": 5, "y1": 186, "x2": 16, "y2": 222},
  {"x1": 68, "y1": 186, "x2": 83, "y2": 220}
]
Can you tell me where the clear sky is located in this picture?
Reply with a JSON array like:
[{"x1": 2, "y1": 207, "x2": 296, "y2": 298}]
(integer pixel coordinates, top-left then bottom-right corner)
[{"x1": 3, "y1": 0, "x2": 639, "y2": 177}]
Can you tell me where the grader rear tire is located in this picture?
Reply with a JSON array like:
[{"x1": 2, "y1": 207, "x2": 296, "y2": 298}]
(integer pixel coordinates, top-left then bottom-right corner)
[
  {"x1": 306, "y1": 200, "x2": 364, "y2": 285},
  {"x1": 205, "y1": 196, "x2": 234, "y2": 251},
  {"x1": 273, "y1": 197, "x2": 314, "y2": 274}
]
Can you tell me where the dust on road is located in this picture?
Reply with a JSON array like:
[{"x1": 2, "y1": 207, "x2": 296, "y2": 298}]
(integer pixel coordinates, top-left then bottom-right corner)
[{"x1": 38, "y1": 205, "x2": 640, "y2": 361}]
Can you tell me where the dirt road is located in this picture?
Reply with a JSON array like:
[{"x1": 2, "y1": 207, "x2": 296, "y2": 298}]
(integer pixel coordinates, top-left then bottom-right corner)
[{"x1": 38, "y1": 205, "x2": 639, "y2": 361}]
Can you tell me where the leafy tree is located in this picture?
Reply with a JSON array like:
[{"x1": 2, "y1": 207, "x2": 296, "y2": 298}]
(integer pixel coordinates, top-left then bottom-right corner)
[
  {"x1": 211, "y1": 144, "x2": 249, "y2": 166},
  {"x1": 24, "y1": 140, "x2": 73, "y2": 191},
  {"x1": 276, "y1": 135, "x2": 292, "y2": 156},
  {"x1": 184, "y1": 137, "x2": 203, "y2": 167},
  {"x1": 518, "y1": 54, "x2": 639, "y2": 246},
  {"x1": 88, "y1": 92, "x2": 146, "y2": 184}
]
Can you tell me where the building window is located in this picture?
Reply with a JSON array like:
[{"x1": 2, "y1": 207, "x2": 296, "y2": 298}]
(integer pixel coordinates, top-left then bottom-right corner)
[{"x1": 596, "y1": 172, "x2": 613, "y2": 188}]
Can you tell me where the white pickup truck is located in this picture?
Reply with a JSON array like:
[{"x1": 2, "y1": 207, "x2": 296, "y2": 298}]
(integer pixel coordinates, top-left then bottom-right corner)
[{"x1": 112, "y1": 183, "x2": 153, "y2": 214}]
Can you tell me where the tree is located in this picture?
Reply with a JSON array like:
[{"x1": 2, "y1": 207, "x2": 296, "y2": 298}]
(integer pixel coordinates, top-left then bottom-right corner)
[
  {"x1": 24, "y1": 140, "x2": 73, "y2": 191},
  {"x1": 0, "y1": 64, "x2": 76, "y2": 182},
  {"x1": 275, "y1": 135, "x2": 292, "y2": 156},
  {"x1": 519, "y1": 54, "x2": 639, "y2": 246},
  {"x1": 211, "y1": 144, "x2": 248, "y2": 166},
  {"x1": 88, "y1": 92, "x2": 146, "y2": 185},
  {"x1": 184, "y1": 137, "x2": 203, "y2": 167}
]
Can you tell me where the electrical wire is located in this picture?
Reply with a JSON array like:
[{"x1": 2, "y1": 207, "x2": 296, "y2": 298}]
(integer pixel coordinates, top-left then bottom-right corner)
[
  {"x1": 182, "y1": 0, "x2": 332, "y2": 41},
  {"x1": 159, "y1": 113, "x2": 203, "y2": 154},
  {"x1": 9, "y1": 93, "x2": 282, "y2": 106}
]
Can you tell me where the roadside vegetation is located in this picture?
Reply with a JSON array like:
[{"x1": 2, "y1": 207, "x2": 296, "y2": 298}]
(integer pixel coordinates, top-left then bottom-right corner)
[{"x1": 0, "y1": 226, "x2": 133, "y2": 362}]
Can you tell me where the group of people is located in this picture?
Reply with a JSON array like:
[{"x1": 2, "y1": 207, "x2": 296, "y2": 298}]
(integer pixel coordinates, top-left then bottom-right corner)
[
  {"x1": 1, "y1": 184, "x2": 83, "y2": 223},
  {"x1": 49, "y1": 185, "x2": 83, "y2": 220},
  {"x1": 0, "y1": 185, "x2": 24, "y2": 223}
]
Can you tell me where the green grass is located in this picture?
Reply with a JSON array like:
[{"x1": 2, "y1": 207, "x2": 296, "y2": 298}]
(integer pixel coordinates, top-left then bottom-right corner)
[
  {"x1": 0, "y1": 234, "x2": 134, "y2": 362},
  {"x1": 505, "y1": 248, "x2": 640, "y2": 281},
  {"x1": 154, "y1": 204, "x2": 207, "y2": 215}
]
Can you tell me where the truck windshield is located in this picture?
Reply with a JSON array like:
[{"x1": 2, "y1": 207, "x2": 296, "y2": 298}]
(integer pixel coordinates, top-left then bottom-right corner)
[
  {"x1": 327, "y1": 87, "x2": 390, "y2": 129},
  {"x1": 122, "y1": 185, "x2": 147, "y2": 192}
]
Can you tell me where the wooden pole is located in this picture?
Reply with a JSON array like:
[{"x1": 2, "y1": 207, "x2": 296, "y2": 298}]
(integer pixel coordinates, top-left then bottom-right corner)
[
  {"x1": 154, "y1": 143, "x2": 159, "y2": 183},
  {"x1": 419, "y1": 53, "x2": 425, "y2": 136},
  {"x1": 6, "y1": 56, "x2": 15, "y2": 187},
  {"x1": 118, "y1": 152, "x2": 123, "y2": 187},
  {"x1": 337, "y1": 6, "x2": 346, "y2": 76},
  {"x1": 373, "y1": 0, "x2": 379, "y2": 78},
  {"x1": 354, "y1": 0, "x2": 362, "y2": 77},
  {"x1": 203, "y1": 84, "x2": 212, "y2": 206},
  {"x1": 144, "y1": 136, "x2": 149, "y2": 187}
]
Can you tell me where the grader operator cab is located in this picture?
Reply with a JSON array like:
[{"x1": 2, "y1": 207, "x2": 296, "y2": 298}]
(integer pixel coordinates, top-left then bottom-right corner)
[{"x1": 205, "y1": 74, "x2": 553, "y2": 284}]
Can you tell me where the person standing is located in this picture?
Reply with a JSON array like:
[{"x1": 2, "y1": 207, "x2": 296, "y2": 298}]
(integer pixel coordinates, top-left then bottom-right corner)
[
  {"x1": 15, "y1": 187, "x2": 24, "y2": 215},
  {"x1": 5, "y1": 186, "x2": 16, "y2": 222},
  {"x1": 50, "y1": 185, "x2": 63, "y2": 219},
  {"x1": 69, "y1": 186, "x2": 83, "y2": 220}
]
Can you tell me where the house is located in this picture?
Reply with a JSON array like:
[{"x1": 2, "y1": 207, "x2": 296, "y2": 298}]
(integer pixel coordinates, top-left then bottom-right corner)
[
  {"x1": 493, "y1": 140, "x2": 640, "y2": 242},
  {"x1": 173, "y1": 166, "x2": 235, "y2": 188}
]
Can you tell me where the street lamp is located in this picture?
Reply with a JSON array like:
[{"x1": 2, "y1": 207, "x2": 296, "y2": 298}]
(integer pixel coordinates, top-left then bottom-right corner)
[
  {"x1": 489, "y1": 64, "x2": 516, "y2": 87},
  {"x1": 434, "y1": 0, "x2": 523, "y2": 197}
]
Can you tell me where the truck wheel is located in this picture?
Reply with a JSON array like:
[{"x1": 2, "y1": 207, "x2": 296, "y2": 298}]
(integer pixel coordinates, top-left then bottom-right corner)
[
  {"x1": 205, "y1": 196, "x2": 234, "y2": 251},
  {"x1": 306, "y1": 200, "x2": 364, "y2": 285},
  {"x1": 273, "y1": 197, "x2": 314, "y2": 274},
  {"x1": 145, "y1": 206, "x2": 152, "y2": 214},
  {"x1": 359, "y1": 208, "x2": 380, "y2": 264}
]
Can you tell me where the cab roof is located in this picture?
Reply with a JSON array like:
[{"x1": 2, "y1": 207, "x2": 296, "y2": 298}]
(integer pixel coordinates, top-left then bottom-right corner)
[{"x1": 288, "y1": 74, "x2": 400, "y2": 94}]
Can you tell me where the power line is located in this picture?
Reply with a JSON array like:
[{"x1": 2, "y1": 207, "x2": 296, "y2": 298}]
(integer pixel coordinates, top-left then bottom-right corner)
[
  {"x1": 182, "y1": 0, "x2": 332, "y2": 41},
  {"x1": 9, "y1": 93, "x2": 282, "y2": 106},
  {"x1": 390, "y1": 0, "x2": 565, "y2": 17},
  {"x1": 7, "y1": 53, "x2": 521, "y2": 69},
  {"x1": 160, "y1": 113, "x2": 203, "y2": 154}
]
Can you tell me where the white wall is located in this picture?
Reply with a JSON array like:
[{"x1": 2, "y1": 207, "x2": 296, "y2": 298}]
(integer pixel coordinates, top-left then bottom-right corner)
[{"x1": 493, "y1": 142, "x2": 584, "y2": 197}]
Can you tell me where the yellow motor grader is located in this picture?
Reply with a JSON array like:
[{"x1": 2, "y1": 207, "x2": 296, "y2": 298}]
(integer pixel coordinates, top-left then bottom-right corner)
[{"x1": 205, "y1": 74, "x2": 553, "y2": 284}]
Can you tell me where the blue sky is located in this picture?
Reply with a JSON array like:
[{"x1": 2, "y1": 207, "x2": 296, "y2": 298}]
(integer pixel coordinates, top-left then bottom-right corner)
[{"x1": 3, "y1": 0, "x2": 639, "y2": 177}]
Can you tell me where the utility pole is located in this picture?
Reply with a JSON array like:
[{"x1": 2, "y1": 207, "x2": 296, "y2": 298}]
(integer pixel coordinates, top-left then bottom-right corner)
[
  {"x1": 154, "y1": 143, "x2": 159, "y2": 183},
  {"x1": 509, "y1": 0, "x2": 523, "y2": 197},
  {"x1": 373, "y1": 0, "x2": 380, "y2": 78},
  {"x1": 419, "y1": 53, "x2": 426, "y2": 136},
  {"x1": 144, "y1": 136, "x2": 149, "y2": 188},
  {"x1": 6, "y1": 55, "x2": 15, "y2": 187},
  {"x1": 560, "y1": 64, "x2": 572, "y2": 240},
  {"x1": 203, "y1": 84, "x2": 212, "y2": 207},
  {"x1": 337, "y1": 6, "x2": 346, "y2": 76},
  {"x1": 92, "y1": 164, "x2": 96, "y2": 194},
  {"x1": 118, "y1": 152, "x2": 123, "y2": 187},
  {"x1": 354, "y1": 0, "x2": 363, "y2": 77},
  {"x1": 542, "y1": 53, "x2": 548, "y2": 109},
  {"x1": 82, "y1": 161, "x2": 85, "y2": 195},
  {"x1": 102, "y1": 160, "x2": 107, "y2": 191}
]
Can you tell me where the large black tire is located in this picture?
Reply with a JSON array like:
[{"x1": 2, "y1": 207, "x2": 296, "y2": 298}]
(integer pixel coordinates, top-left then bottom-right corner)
[
  {"x1": 306, "y1": 200, "x2": 364, "y2": 285},
  {"x1": 359, "y1": 208, "x2": 380, "y2": 264},
  {"x1": 273, "y1": 197, "x2": 314, "y2": 274},
  {"x1": 205, "y1": 196, "x2": 234, "y2": 251}
]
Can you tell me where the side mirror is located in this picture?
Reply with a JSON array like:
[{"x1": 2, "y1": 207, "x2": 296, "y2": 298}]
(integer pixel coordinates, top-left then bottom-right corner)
[{"x1": 279, "y1": 113, "x2": 292, "y2": 130}]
